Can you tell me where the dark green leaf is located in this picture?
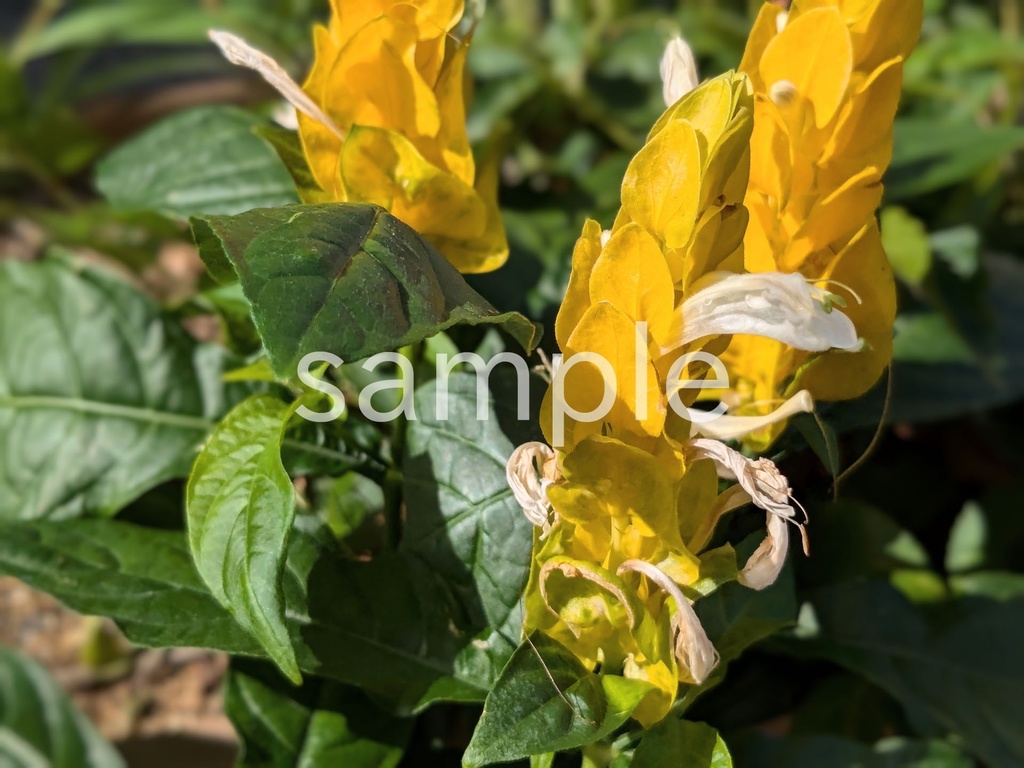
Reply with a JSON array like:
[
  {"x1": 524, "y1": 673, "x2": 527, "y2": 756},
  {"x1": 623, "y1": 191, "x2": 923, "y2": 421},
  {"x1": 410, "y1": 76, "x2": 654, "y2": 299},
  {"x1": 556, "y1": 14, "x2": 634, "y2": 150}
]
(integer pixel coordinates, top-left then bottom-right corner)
[
  {"x1": 0, "y1": 647, "x2": 125, "y2": 768},
  {"x1": 0, "y1": 256, "x2": 243, "y2": 520},
  {"x1": 187, "y1": 395, "x2": 300, "y2": 683},
  {"x1": 729, "y1": 734, "x2": 974, "y2": 768},
  {"x1": 191, "y1": 204, "x2": 539, "y2": 377},
  {"x1": 675, "y1": 550, "x2": 797, "y2": 712},
  {"x1": 631, "y1": 719, "x2": 732, "y2": 768},
  {"x1": 96, "y1": 106, "x2": 298, "y2": 218},
  {"x1": 813, "y1": 254, "x2": 1024, "y2": 429},
  {"x1": 225, "y1": 661, "x2": 409, "y2": 768},
  {"x1": 403, "y1": 371, "x2": 538, "y2": 639},
  {"x1": 280, "y1": 535, "x2": 483, "y2": 708},
  {"x1": 463, "y1": 635, "x2": 652, "y2": 767},
  {"x1": 794, "y1": 581, "x2": 1024, "y2": 768}
]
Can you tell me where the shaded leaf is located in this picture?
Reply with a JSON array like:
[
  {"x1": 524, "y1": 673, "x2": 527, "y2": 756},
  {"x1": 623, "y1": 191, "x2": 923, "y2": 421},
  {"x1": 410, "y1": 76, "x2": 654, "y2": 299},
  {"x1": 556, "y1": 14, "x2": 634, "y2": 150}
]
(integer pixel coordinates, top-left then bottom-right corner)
[
  {"x1": 730, "y1": 734, "x2": 973, "y2": 768},
  {"x1": 403, "y1": 371, "x2": 539, "y2": 643},
  {"x1": 631, "y1": 719, "x2": 732, "y2": 768},
  {"x1": 225, "y1": 661, "x2": 409, "y2": 768},
  {"x1": 191, "y1": 204, "x2": 539, "y2": 377},
  {"x1": 794, "y1": 581, "x2": 1024, "y2": 768}
]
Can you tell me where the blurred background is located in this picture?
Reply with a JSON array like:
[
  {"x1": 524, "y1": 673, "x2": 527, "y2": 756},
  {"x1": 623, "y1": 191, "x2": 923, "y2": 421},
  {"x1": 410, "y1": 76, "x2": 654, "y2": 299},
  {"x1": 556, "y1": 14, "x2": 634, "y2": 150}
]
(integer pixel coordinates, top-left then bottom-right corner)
[{"x1": 2, "y1": 0, "x2": 1024, "y2": 765}]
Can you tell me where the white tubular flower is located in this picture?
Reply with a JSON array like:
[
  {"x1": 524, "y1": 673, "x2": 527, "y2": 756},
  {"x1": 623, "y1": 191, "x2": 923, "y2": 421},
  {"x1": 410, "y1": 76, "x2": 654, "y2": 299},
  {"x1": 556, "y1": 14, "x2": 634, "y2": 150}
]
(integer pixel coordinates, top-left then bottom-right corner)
[
  {"x1": 617, "y1": 559, "x2": 719, "y2": 684},
  {"x1": 506, "y1": 442, "x2": 561, "y2": 536},
  {"x1": 660, "y1": 36, "x2": 700, "y2": 107},
  {"x1": 208, "y1": 30, "x2": 344, "y2": 139},
  {"x1": 684, "y1": 438, "x2": 808, "y2": 590},
  {"x1": 673, "y1": 271, "x2": 861, "y2": 354},
  {"x1": 690, "y1": 390, "x2": 814, "y2": 441}
]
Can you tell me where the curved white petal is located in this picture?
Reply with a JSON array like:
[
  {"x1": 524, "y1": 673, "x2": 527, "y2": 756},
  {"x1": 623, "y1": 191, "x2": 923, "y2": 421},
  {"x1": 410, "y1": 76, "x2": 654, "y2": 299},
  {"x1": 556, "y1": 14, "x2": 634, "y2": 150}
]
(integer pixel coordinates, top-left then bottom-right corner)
[
  {"x1": 660, "y1": 36, "x2": 700, "y2": 107},
  {"x1": 506, "y1": 442, "x2": 560, "y2": 535},
  {"x1": 684, "y1": 438, "x2": 804, "y2": 590},
  {"x1": 678, "y1": 272, "x2": 861, "y2": 353},
  {"x1": 739, "y1": 511, "x2": 790, "y2": 590},
  {"x1": 209, "y1": 30, "x2": 344, "y2": 139},
  {"x1": 690, "y1": 390, "x2": 815, "y2": 441},
  {"x1": 617, "y1": 559, "x2": 719, "y2": 684}
]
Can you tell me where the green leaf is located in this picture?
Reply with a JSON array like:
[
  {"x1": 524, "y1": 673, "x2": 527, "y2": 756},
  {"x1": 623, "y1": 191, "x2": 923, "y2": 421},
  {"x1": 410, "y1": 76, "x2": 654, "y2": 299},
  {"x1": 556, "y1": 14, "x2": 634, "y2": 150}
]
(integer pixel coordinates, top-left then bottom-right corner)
[
  {"x1": 930, "y1": 227, "x2": 980, "y2": 280},
  {"x1": 881, "y1": 207, "x2": 932, "y2": 286},
  {"x1": 0, "y1": 255, "x2": 245, "y2": 520},
  {"x1": 730, "y1": 734, "x2": 973, "y2": 768},
  {"x1": 0, "y1": 647, "x2": 125, "y2": 768},
  {"x1": 888, "y1": 119, "x2": 1024, "y2": 200},
  {"x1": 694, "y1": 550, "x2": 798, "y2": 665},
  {"x1": 252, "y1": 125, "x2": 324, "y2": 203},
  {"x1": 96, "y1": 106, "x2": 299, "y2": 218},
  {"x1": 950, "y1": 572, "x2": 1024, "y2": 601},
  {"x1": 674, "y1": 550, "x2": 797, "y2": 712},
  {"x1": 798, "y1": 501, "x2": 934, "y2": 592},
  {"x1": 225, "y1": 661, "x2": 409, "y2": 768},
  {"x1": 0, "y1": 517, "x2": 481, "y2": 708},
  {"x1": 188, "y1": 395, "x2": 300, "y2": 683},
  {"x1": 815, "y1": 254, "x2": 1024, "y2": 427},
  {"x1": 893, "y1": 314, "x2": 974, "y2": 364},
  {"x1": 190, "y1": 204, "x2": 539, "y2": 377},
  {"x1": 0, "y1": 519, "x2": 261, "y2": 653},
  {"x1": 463, "y1": 635, "x2": 652, "y2": 767},
  {"x1": 945, "y1": 502, "x2": 987, "y2": 574},
  {"x1": 631, "y1": 719, "x2": 732, "y2": 768},
  {"x1": 795, "y1": 581, "x2": 1024, "y2": 768}
]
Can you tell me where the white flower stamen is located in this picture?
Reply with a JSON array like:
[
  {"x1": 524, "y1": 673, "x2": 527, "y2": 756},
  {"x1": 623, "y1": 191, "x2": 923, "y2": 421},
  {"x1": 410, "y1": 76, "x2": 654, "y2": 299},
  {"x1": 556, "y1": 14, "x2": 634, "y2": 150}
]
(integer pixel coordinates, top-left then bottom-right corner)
[
  {"x1": 776, "y1": 11, "x2": 790, "y2": 33},
  {"x1": 690, "y1": 390, "x2": 815, "y2": 441},
  {"x1": 506, "y1": 442, "x2": 561, "y2": 536},
  {"x1": 209, "y1": 30, "x2": 345, "y2": 139},
  {"x1": 660, "y1": 36, "x2": 700, "y2": 108},
  {"x1": 671, "y1": 271, "x2": 862, "y2": 354},
  {"x1": 617, "y1": 559, "x2": 719, "y2": 684}
]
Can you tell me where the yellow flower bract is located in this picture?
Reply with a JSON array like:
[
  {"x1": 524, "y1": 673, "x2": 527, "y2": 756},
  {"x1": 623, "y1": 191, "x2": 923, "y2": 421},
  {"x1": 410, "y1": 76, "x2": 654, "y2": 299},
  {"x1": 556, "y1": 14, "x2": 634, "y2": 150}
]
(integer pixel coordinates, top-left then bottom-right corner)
[
  {"x1": 528, "y1": 72, "x2": 755, "y2": 726},
  {"x1": 726, "y1": 0, "x2": 923, "y2": 448},
  {"x1": 297, "y1": 0, "x2": 508, "y2": 273}
]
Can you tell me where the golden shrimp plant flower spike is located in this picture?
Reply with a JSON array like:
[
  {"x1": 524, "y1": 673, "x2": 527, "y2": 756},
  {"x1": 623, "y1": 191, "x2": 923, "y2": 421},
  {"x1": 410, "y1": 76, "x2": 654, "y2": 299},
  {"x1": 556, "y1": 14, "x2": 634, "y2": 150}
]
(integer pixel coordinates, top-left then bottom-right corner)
[{"x1": 210, "y1": 0, "x2": 508, "y2": 274}]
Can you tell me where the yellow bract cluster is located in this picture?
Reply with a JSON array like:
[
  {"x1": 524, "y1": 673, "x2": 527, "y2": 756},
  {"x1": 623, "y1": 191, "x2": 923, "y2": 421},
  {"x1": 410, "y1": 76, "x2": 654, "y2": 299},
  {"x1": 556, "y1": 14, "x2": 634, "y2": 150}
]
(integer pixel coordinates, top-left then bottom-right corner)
[
  {"x1": 527, "y1": 73, "x2": 755, "y2": 726},
  {"x1": 725, "y1": 0, "x2": 923, "y2": 447},
  {"x1": 297, "y1": 0, "x2": 508, "y2": 273},
  {"x1": 542, "y1": 74, "x2": 754, "y2": 454}
]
